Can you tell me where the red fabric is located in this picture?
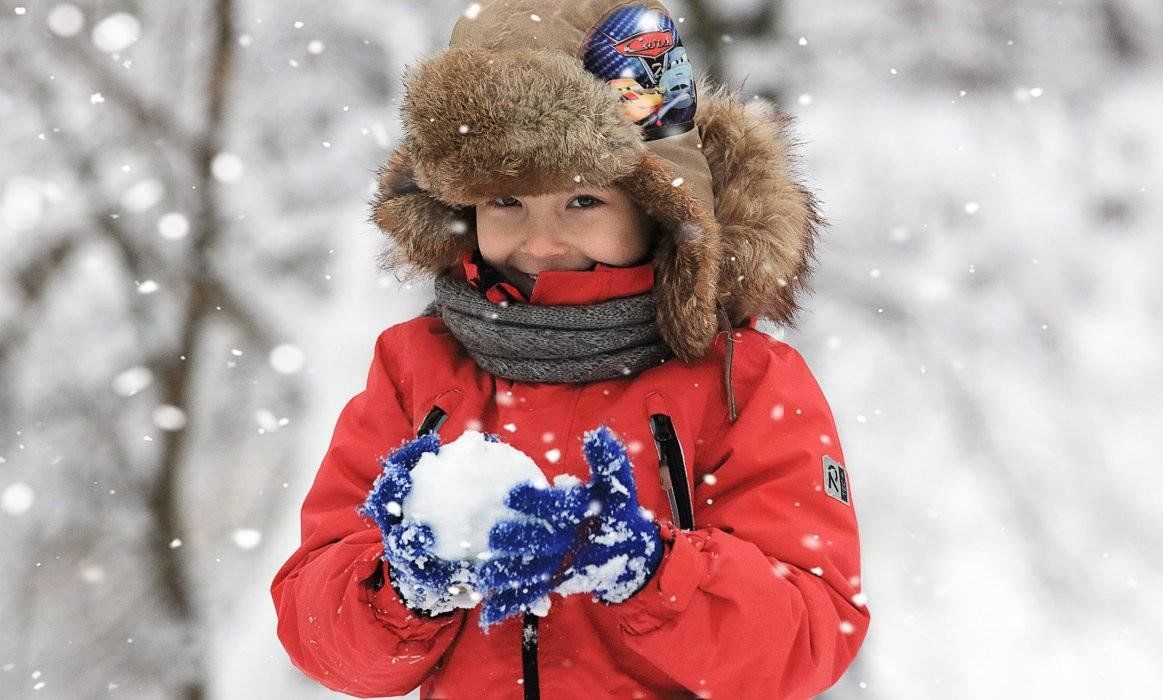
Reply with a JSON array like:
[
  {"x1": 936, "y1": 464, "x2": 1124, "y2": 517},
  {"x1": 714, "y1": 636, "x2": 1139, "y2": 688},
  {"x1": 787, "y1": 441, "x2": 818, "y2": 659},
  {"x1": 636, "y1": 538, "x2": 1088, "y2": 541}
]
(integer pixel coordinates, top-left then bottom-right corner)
[
  {"x1": 271, "y1": 260, "x2": 870, "y2": 698},
  {"x1": 453, "y1": 250, "x2": 656, "y2": 305}
]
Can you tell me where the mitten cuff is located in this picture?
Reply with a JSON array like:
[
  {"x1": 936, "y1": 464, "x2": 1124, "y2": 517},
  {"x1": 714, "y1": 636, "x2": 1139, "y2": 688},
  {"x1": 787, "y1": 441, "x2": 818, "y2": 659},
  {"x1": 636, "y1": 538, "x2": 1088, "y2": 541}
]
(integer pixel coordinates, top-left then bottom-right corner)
[
  {"x1": 611, "y1": 523, "x2": 713, "y2": 634},
  {"x1": 354, "y1": 550, "x2": 461, "y2": 640}
]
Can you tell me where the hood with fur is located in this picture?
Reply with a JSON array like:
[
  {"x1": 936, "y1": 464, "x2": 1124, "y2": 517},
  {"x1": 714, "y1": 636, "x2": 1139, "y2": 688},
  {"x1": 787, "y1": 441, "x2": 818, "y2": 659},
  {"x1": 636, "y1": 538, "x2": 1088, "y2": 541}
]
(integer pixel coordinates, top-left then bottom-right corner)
[{"x1": 371, "y1": 0, "x2": 821, "y2": 364}]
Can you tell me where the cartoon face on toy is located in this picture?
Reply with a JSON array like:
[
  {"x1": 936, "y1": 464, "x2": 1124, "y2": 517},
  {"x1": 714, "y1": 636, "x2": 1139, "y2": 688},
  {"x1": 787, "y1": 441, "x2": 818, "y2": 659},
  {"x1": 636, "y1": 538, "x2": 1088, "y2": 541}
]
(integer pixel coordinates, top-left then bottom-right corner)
[
  {"x1": 583, "y1": 3, "x2": 698, "y2": 134},
  {"x1": 608, "y1": 77, "x2": 665, "y2": 123},
  {"x1": 659, "y1": 47, "x2": 693, "y2": 110}
]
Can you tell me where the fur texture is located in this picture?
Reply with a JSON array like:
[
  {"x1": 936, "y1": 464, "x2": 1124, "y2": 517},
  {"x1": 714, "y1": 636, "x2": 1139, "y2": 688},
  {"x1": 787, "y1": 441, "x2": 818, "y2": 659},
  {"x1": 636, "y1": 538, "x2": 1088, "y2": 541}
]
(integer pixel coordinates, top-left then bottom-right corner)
[
  {"x1": 696, "y1": 84, "x2": 824, "y2": 330},
  {"x1": 402, "y1": 47, "x2": 644, "y2": 205},
  {"x1": 616, "y1": 152, "x2": 722, "y2": 362},
  {"x1": 371, "y1": 62, "x2": 822, "y2": 362}
]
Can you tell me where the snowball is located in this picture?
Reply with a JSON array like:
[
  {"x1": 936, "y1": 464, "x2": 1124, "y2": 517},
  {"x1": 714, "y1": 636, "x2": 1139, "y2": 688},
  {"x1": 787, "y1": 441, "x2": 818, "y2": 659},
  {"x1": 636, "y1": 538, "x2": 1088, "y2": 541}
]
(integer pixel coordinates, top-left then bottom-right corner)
[{"x1": 404, "y1": 430, "x2": 546, "y2": 561}]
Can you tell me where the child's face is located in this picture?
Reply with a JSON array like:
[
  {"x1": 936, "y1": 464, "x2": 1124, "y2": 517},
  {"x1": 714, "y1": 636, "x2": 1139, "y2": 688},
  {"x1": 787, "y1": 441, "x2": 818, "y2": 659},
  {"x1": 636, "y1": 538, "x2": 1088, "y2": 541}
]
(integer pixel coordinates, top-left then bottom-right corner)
[{"x1": 474, "y1": 186, "x2": 653, "y2": 297}]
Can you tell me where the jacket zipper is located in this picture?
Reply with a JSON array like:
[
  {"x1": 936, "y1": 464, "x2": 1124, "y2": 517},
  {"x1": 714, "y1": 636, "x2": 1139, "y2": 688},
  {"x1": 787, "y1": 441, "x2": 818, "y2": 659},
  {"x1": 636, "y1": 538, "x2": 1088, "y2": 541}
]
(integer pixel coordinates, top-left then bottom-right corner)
[
  {"x1": 650, "y1": 413, "x2": 694, "y2": 529},
  {"x1": 418, "y1": 404, "x2": 543, "y2": 696},
  {"x1": 517, "y1": 413, "x2": 692, "y2": 697},
  {"x1": 417, "y1": 405, "x2": 448, "y2": 436},
  {"x1": 414, "y1": 406, "x2": 690, "y2": 695},
  {"x1": 521, "y1": 613, "x2": 540, "y2": 700}
]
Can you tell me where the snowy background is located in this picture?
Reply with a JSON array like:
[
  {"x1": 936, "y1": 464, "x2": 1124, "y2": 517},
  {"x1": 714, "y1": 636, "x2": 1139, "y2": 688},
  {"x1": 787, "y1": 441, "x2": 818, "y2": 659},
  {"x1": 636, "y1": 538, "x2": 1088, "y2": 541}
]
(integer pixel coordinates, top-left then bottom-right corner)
[{"x1": 1, "y1": 0, "x2": 1160, "y2": 698}]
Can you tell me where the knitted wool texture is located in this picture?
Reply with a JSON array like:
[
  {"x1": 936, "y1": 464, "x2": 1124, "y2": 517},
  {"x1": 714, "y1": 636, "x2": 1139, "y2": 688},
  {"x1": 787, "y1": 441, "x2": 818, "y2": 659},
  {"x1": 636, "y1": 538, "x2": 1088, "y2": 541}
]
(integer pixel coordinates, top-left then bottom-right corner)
[{"x1": 423, "y1": 272, "x2": 673, "y2": 383}]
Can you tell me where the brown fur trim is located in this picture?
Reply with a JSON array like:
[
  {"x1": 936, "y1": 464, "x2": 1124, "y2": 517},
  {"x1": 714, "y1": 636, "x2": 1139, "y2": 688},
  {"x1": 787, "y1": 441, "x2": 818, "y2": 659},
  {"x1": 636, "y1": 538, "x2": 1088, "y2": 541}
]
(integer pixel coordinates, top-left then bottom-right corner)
[
  {"x1": 696, "y1": 85, "x2": 824, "y2": 328},
  {"x1": 618, "y1": 152, "x2": 722, "y2": 363},
  {"x1": 370, "y1": 147, "x2": 475, "y2": 280},
  {"x1": 369, "y1": 77, "x2": 823, "y2": 364},
  {"x1": 401, "y1": 47, "x2": 645, "y2": 205}
]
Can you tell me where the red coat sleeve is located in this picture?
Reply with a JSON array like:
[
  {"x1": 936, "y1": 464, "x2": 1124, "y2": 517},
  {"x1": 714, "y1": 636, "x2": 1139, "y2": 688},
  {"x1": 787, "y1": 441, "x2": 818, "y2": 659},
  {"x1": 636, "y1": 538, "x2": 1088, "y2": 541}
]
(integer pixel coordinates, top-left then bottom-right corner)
[
  {"x1": 270, "y1": 327, "x2": 467, "y2": 697},
  {"x1": 602, "y1": 336, "x2": 871, "y2": 699}
]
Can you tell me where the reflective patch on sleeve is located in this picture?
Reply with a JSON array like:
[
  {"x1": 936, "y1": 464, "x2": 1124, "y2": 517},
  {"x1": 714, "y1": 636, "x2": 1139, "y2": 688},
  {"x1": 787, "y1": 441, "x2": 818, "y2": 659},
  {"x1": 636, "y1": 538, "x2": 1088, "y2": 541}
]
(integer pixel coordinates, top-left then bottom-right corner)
[{"x1": 822, "y1": 455, "x2": 850, "y2": 505}]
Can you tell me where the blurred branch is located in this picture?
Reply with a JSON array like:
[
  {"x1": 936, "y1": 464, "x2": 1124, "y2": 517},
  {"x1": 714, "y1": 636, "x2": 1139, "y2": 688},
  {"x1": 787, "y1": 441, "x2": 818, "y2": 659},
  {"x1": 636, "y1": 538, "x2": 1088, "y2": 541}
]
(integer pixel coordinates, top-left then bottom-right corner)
[
  {"x1": 53, "y1": 38, "x2": 201, "y2": 153},
  {"x1": 0, "y1": 237, "x2": 80, "y2": 400},
  {"x1": 143, "y1": 1, "x2": 237, "y2": 698},
  {"x1": 1100, "y1": 0, "x2": 1144, "y2": 63},
  {"x1": 684, "y1": 0, "x2": 781, "y2": 93}
]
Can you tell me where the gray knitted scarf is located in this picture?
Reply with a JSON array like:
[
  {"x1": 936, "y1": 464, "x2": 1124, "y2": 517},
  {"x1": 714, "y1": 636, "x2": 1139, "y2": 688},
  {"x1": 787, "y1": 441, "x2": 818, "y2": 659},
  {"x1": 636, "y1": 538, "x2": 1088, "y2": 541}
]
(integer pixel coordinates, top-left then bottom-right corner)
[{"x1": 422, "y1": 271, "x2": 673, "y2": 383}]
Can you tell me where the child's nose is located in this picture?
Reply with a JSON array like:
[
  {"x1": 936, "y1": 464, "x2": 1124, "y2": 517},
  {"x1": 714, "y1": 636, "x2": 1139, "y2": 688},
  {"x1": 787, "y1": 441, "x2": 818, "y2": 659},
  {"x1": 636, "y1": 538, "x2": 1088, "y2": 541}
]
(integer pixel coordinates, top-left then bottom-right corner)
[{"x1": 520, "y1": 228, "x2": 570, "y2": 259}]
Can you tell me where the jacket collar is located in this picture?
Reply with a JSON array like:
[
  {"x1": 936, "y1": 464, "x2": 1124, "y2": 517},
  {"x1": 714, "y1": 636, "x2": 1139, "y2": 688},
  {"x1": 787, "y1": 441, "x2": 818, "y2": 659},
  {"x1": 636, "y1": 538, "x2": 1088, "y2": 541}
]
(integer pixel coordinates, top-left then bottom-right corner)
[{"x1": 453, "y1": 250, "x2": 655, "y2": 306}]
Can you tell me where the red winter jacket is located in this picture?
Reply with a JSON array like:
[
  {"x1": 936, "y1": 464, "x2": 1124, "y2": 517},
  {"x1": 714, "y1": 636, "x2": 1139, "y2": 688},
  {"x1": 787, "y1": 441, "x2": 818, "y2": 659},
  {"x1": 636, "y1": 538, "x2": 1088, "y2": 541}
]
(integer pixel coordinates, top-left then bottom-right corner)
[{"x1": 271, "y1": 255, "x2": 870, "y2": 699}]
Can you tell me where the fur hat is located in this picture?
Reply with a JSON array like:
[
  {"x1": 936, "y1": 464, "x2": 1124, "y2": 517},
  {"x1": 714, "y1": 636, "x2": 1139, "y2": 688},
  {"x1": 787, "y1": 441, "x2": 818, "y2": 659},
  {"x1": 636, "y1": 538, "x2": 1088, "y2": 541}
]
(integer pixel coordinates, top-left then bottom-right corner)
[{"x1": 372, "y1": 0, "x2": 821, "y2": 364}]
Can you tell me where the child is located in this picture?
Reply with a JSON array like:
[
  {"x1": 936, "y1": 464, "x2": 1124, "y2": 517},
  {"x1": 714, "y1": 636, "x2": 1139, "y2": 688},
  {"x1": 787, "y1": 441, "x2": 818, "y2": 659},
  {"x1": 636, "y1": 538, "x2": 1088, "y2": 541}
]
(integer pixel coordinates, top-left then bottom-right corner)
[{"x1": 271, "y1": 1, "x2": 870, "y2": 698}]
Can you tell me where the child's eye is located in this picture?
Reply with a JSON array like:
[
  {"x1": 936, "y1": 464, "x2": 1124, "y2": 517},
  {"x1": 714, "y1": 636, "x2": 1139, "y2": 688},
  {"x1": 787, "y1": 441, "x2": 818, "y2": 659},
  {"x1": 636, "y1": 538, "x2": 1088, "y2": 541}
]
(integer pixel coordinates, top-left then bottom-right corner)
[
  {"x1": 568, "y1": 195, "x2": 603, "y2": 209},
  {"x1": 490, "y1": 196, "x2": 520, "y2": 208}
]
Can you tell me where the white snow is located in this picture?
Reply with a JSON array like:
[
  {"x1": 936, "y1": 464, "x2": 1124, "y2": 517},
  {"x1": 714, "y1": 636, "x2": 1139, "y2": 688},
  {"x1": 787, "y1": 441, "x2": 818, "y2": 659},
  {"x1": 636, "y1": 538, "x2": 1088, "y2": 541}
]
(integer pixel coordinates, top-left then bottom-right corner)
[
  {"x1": 2, "y1": 176, "x2": 45, "y2": 232},
  {"x1": 111, "y1": 366, "x2": 153, "y2": 396},
  {"x1": 231, "y1": 528, "x2": 262, "y2": 550},
  {"x1": 267, "y1": 343, "x2": 304, "y2": 374},
  {"x1": 156, "y1": 211, "x2": 189, "y2": 240},
  {"x1": 90, "y1": 12, "x2": 140, "y2": 53},
  {"x1": 151, "y1": 405, "x2": 187, "y2": 431},
  {"x1": 404, "y1": 429, "x2": 546, "y2": 561},
  {"x1": 122, "y1": 179, "x2": 164, "y2": 212},
  {"x1": 47, "y1": 4, "x2": 84, "y2": 37},
  {"x1": 1, "y1": 482, "x2": 35, "y2": 515},
  {"x1": 210, "y1": 152, "x2": 244, "y2": 183}
]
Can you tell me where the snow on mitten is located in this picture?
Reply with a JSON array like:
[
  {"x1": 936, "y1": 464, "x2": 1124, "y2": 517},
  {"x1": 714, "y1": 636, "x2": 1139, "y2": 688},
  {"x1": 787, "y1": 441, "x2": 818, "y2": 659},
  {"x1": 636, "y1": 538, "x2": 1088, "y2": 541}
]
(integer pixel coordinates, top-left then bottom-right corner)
[
  {"x1": 560, "y1": 425, "x2": 664, "y2": 602},
  {"x1": 477, "y1": 477, "x2": 590, "y2": 629},
  {"x1": 358, "y1": 433, "x2": 476, "y2": 616},
  {"x1": 478, "y1": 425, "x2": 664, "y2": 630}
]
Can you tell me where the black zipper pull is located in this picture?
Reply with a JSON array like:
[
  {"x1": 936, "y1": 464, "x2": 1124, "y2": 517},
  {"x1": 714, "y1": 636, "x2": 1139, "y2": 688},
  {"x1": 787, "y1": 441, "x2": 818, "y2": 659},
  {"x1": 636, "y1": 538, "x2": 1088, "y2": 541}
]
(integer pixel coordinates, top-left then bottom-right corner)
[
  {"x1": 650, "y1": 414, "x2": 694, "y2": 530},
  {"x1": 417, "y1": 406, "x2": 448, "y2": 436}
]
